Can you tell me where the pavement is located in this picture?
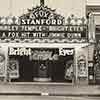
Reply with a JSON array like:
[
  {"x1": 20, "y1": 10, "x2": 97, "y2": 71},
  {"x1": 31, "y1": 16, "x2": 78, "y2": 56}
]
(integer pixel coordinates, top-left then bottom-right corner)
[
  {"x1": 0, "y1": 82, "x2": 99, "y2": 100},
  {"x1": 0, "y1": 96, "x2": 100, "y2": 100},
  {"x1": 0, "y1": 82, "x2": 99, "y2": 95}
]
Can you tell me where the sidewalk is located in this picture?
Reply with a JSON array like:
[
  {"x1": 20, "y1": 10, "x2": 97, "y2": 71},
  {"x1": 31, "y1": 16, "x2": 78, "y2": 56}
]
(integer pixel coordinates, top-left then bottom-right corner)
[{"x1": 0, "y1": 82, "x2": 100, "y2": 96}]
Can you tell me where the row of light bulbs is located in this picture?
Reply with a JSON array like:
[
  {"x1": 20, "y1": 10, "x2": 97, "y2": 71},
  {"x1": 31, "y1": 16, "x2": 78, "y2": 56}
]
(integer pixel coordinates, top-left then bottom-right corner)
[
  {"x1": 66, "y1": 15, "x2": 87, "y2": 25},
  {"x1": 0, "y1": 15, "x2": 87, "y2": 25},
  {"x1": 66, "y1": 18, "x2": 86, "y2": 25},
  {"x1": 0, "y1": 16, "x2": 20, "y2": 25}
]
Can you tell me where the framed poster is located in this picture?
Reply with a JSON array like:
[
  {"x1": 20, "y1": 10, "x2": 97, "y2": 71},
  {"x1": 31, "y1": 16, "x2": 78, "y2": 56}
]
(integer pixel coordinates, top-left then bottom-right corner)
[
  {"x1": 8, "y1": 60, "x2": 19, "y2": 78},
  {"x1": 0, "y1": 53, "x2": 6, "y2": 77},
  {"x1": 78, "y1": 55, "x2": 87, "y2": 78}
]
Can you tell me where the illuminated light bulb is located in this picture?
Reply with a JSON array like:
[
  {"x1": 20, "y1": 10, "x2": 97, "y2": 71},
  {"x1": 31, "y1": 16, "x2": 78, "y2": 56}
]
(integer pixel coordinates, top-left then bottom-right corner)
[
  {"x1": 77, "y1": 19, "x2": 82, "y2": 25},
  {"x1": 30, "y1": 14, "x2": 35, "y2": 19},
  {"x1": 7, "y1": 17, "x2": 13, "y2": 24},
  {"x1": 0, "y1": 17, "x2": 6, "y2": 25},
  {"x1": 70, "y1": 19, "x2": 76, "y2": 25},
  {"x1": 14, "y1": 17, "x2": 20, "y2": 24},
  {"x1": 49, "y1": 13, "x2": 54, "y2": 19}
]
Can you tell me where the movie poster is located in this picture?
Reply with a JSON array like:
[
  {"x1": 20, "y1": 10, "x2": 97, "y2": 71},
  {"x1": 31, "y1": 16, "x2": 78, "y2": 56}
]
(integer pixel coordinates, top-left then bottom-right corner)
[
  {"x1": 8, "y1": 60, "x2": 19, "y2": 78},
  {"x1": 0, "y1": 47, "x2": 7, "y2": 77}
]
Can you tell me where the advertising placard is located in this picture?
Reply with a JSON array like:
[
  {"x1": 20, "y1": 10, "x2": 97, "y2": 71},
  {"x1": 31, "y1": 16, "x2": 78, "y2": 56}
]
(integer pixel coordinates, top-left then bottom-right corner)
[{"x1": 8, "y1": 60, "x2": 19, "y2": 78}]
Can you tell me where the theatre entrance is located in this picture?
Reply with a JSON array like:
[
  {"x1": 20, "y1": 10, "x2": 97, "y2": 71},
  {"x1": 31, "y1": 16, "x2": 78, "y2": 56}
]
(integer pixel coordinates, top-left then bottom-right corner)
[{"x1": 8, "y1": 48, "x2": 74, "y2": 83}]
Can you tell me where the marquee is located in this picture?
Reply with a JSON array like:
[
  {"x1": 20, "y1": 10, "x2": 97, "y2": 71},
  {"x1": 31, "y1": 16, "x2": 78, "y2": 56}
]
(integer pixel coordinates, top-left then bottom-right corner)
[{"x1": 0, "y1": 5, "x2": 87, "y2": 43}]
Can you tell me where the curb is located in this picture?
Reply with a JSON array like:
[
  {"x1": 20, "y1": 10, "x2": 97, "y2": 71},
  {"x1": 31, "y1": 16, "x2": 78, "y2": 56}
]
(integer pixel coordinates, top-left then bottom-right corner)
[{"x1": 0, "y1": 93, "x2": 100, "y2": 97}]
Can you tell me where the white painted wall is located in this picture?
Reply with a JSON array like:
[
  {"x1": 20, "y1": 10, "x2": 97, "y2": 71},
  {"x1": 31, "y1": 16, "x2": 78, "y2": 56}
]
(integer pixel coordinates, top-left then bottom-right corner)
[{"x1": 0, "y1": 0, "x2": 86, "y2": 17}]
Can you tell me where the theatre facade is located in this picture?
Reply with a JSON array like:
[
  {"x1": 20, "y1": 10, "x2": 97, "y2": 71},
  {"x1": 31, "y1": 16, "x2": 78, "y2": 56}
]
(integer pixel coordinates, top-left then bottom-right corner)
[{"x1": 0, "y1": 3, "x2": 95, "y2": 85}]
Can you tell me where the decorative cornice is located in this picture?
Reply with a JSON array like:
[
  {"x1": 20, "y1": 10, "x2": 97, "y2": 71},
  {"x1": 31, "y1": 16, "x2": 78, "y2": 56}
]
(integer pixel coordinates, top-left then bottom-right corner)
[
  {"x1": 0, "y1": 38, "x2": 88, "y2": 43},
  {"x1": 20, "y1": 5, "x2": 64, "y2": 21}
]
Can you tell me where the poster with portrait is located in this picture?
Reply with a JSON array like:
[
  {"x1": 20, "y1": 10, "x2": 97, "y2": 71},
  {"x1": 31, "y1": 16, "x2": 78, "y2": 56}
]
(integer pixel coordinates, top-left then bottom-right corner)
[
  {"x1": 65, "y1": 60, "x2": 73, "y2": 81},
  {"x1": 76, "y1": 47, "x2": 88, "y2": 81},
  {"x1": 0, "y1": 46, "x2": 7, "y2": 77},
  {"x1": 78, "y1": 55, "x2": 87, "y2": 77},
  {"x1": 8, "y1": 60, "x2": 19, "y2": 78},
  {"x1": 0, "y1": 53, "x2": 6, "y2": 77}
]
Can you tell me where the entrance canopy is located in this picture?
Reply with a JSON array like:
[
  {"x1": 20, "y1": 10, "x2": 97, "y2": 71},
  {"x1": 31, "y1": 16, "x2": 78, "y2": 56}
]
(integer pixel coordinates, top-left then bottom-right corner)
[{"x1": 1, "y1": 43, "x2": 89, "y2": 49}]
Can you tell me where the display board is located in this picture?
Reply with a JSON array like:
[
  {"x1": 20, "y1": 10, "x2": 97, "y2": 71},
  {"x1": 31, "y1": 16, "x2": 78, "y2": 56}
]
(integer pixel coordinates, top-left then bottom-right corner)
[
  {"x1": 8, "y1": 60, "x2": 19, "y2": 78},
  {"x1": 0, "y1": 47, "x2": 7, "y2": 77}
]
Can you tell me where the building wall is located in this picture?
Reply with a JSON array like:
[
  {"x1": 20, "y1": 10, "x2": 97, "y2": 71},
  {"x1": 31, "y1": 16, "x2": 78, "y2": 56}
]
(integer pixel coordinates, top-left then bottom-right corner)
[
  {"x1": 86, "y1": 0, "x2": 100, "y2": 84},
  {"x1": 0, "y1": 0, "x2": 86, "y2": 17},
  {"x1": 86, "y1": 0, "x2": 100, "y2": 25},
  {"x1": 86, "y1": 0, "x2": 100, "y2": 44},
  {"x1": 87, "y1": 0, "x2": 100, "y2": 5},
  {"x1": 46, "y1": 0, "x2": 86, "y2": 17}
]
